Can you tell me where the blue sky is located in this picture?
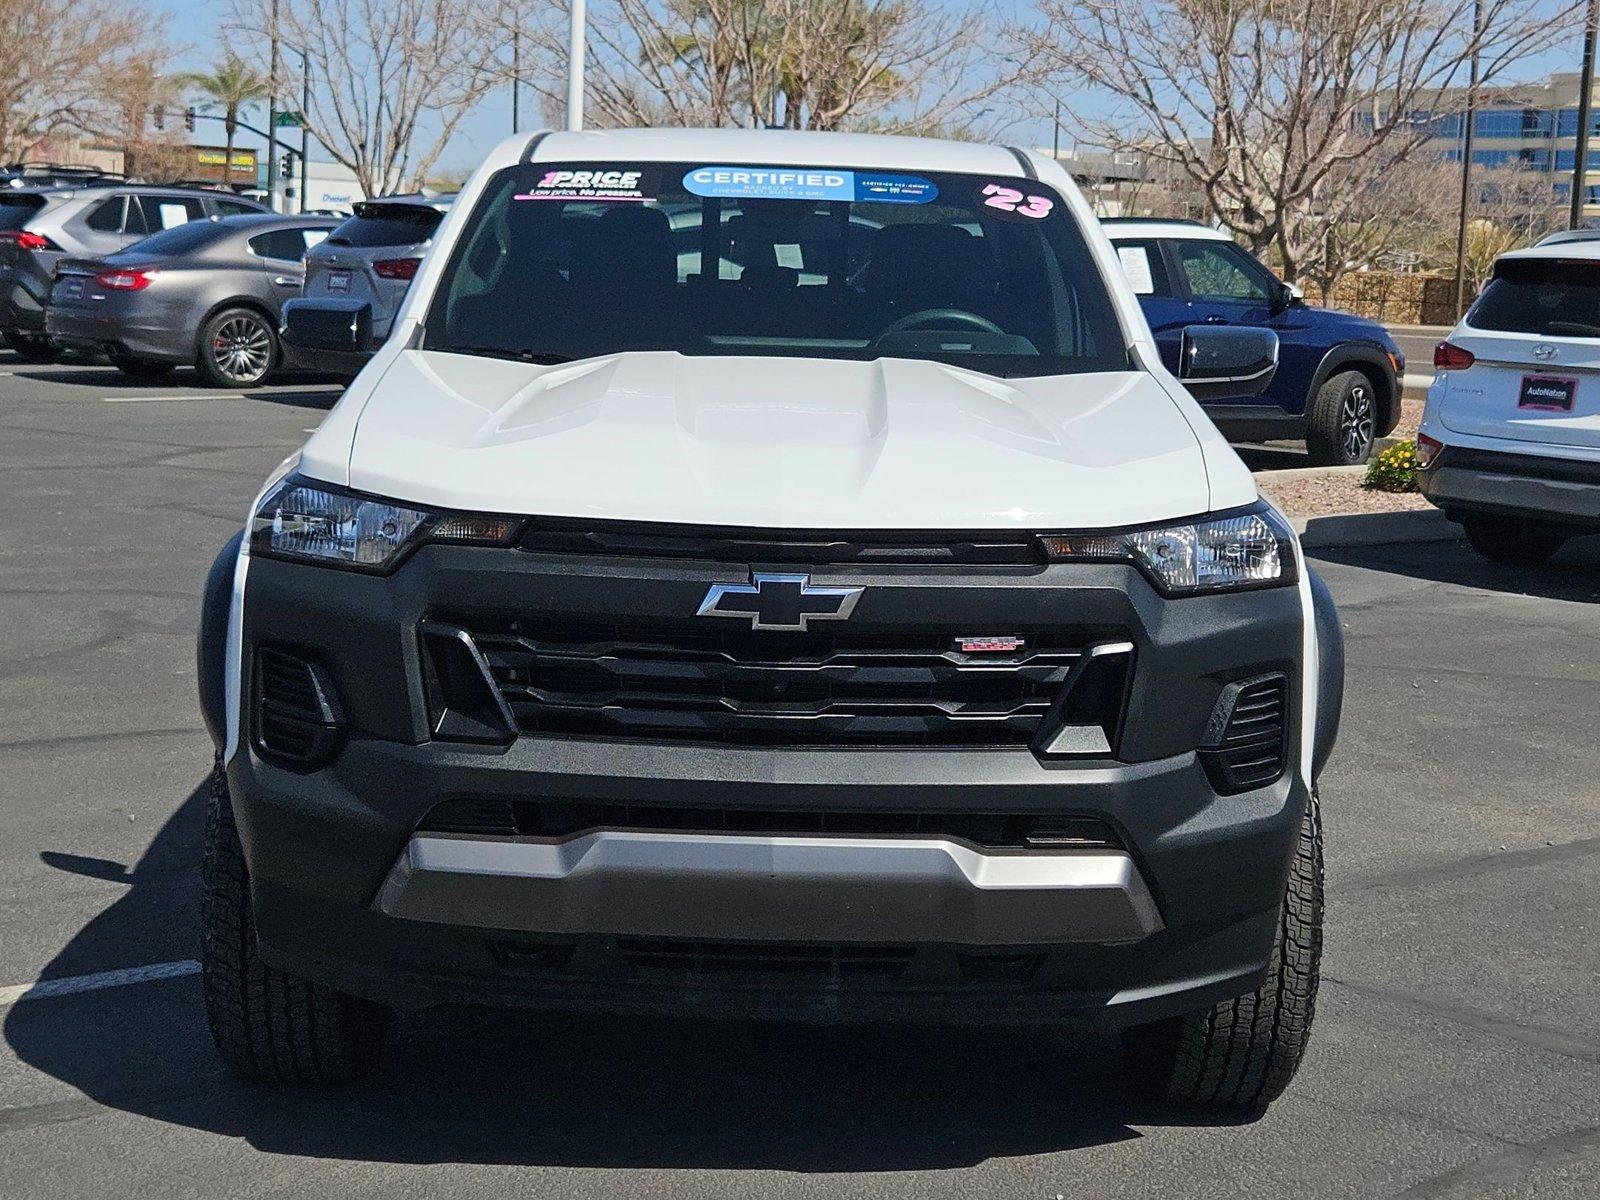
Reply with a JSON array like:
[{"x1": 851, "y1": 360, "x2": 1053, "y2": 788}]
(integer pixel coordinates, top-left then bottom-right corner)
[{"x1": 164, "y1": 0, "x2": 1589, "y2": 178}]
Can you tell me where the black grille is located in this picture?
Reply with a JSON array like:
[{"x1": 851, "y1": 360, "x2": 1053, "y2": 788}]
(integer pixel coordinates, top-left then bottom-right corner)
[
  {"x1": 418, "y1": 797, "x2": 1122, "y2": 850},
  {"x1": 252, "y1": 647, "x2": 341, "y2": 768},
  {"x1": 1200, "y1": 673, "x2": 1288, "y2": 793},
  {"x1": 433, "y1": 619, "x2": 1125, "y2": 748},
  {"x1": 619, "y1": 939, "x2": 917, "y2": 981},
  {"x1": 519, "y1": 520, "x2": 1046, "y2": 566}
]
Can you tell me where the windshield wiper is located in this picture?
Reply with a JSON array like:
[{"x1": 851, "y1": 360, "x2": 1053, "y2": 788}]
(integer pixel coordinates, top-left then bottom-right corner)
[
  {"x1": 1545, "y1": 321, "x2": 1600, "y2": 338},
  {"x1": 444, "y1": 346, "x2": 574, "y2": 364}
]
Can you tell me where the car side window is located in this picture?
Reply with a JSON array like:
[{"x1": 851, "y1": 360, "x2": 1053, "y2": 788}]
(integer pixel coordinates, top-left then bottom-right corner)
[
  {"x1": 249, "y1": 229, "x2": 307, "y2": 261},
  {"x1": 84, "y1": 197, "x2": 126, "y2": 233},
  {"x1": 215, "y1": 200, "x2": 258, "y2": 218},
  {"x1": 1174, "y1": 240, "x2": 1273, "y2": 303},
  {"x1": 1112, "y1": 239, "x2": 1174, "y2": 298},
  {"x1": 138, "y1": 195, "x2": 207, "y2": 232}
]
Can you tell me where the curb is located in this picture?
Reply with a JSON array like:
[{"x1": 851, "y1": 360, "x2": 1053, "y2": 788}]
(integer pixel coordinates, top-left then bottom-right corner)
[{"x1": 1292, "y1": 507, "x2": 1458, "y2": 549}]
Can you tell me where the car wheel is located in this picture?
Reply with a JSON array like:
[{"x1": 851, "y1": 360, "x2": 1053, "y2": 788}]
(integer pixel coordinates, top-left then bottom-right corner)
[
  {"x1": 1123, "y1": 792, "x2": 1323, "y2": 1111},
  {"x1": 197, "y1": 308, "x2": 277, "y2": 388},
  {"x1": 1462, "y1": 514, "x2": 1566, "y2": 566},
  {"x1": 1305, "y1": 370, "x2": 1377, "y2": 466},
  {"x1": 201, "y1": 761, "x2": 392, "y2": 1083},
  {"x1": 109, "y1": 353, "x2": 176, "y2": 380},
  {"x1": 2, "y1": 329, "x2": 63, "y2": 363}
]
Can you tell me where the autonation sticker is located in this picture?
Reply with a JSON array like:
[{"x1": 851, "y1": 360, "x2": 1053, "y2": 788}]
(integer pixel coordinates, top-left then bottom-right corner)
[{"x1": 683, "y1": 166, "x2": 937, "y2": 205}]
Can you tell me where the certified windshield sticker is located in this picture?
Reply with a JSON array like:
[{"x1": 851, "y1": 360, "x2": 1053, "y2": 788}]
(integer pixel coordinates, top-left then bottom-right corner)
[
  {"x1": 683, "y1": 166, "x2": 937, "y2": 205},
  {"x1": 516, "y1": 168, "x2": 655, "y2": 202}
]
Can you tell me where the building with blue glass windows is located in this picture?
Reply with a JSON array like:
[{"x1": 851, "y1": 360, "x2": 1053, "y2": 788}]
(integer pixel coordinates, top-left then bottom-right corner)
[{"x1": 1421, "y1": 71, "x2": 1600, "y2": 211}]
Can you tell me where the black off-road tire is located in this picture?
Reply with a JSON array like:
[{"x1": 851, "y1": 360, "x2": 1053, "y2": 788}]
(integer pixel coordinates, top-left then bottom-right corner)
[
  {"x1": 1305, "y1": 370, "x2": 1378, "y2": 466},
  {"x1": 109, "y1": 353, "x2": 176, "y2": 380},
  {"x1": 3, "y1": 329, "x2": 62, "y2": 363},
  {"x1": 201, "y1": 763, "x2": 391, "y2": 1083},
  {"x1": 1125, "y1": 792, "x2": 1324, "y2": 1111},
  {"x1": 1462, "y1": 514, "x2": 1566, "y2": 566}
]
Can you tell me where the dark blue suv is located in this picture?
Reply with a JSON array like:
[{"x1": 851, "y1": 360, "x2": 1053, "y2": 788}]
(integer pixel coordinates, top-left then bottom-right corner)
[{"x1": 1105, "y1": 219, "x2": 1405, "y2": 465}]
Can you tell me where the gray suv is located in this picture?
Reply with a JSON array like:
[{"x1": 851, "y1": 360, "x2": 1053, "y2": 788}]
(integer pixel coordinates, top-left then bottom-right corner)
[
  {"x1": 47, "y1": 214, "x2": 337, "y2": 387},
  {"x1": 0, "y1": 183, "x2": 265, "y2": 360},
  {"x1": 283, "y1": 193, "x2": 452, "y2": 375}
]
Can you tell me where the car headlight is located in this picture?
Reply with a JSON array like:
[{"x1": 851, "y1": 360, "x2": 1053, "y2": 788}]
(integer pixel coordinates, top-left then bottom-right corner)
[
  {"x1": 251, "y1": 476, "x2": 519, "y2": 570},
  {"x1": 1041, "y1": 502, "x2": 1296, "y2": 595}
]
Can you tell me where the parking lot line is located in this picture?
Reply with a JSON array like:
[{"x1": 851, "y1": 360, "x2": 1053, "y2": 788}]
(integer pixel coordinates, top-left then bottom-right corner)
[
  {"x1": 0, "y1": 961, "x2": 200, "y2": 1009},
  {"x1": 95, "y1": 401, "x2": 240, "y2": 412}
]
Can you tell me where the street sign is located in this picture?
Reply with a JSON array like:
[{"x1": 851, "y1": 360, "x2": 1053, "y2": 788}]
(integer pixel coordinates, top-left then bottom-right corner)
[{"x1": 275, "y1": 111, "x2": 304, "y2": 128}]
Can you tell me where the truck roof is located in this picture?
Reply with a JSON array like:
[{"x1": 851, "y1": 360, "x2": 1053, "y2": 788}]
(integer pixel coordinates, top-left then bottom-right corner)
[{"x1": 487, "y1": 127, "x2": 1032, "y2": 178}]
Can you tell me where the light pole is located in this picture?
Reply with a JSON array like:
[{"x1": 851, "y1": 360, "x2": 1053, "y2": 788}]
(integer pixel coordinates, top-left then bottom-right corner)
[
  {"x1": 512, "y1": 29, "x2": 521, "y2": 134},
  {"x1": 566, "y1": 0, "x2": 585, "y2": 131},
  {"x1": 1570, "y1": 0, "x2": 1599, "y2": 229},
  {"x1": 267, "y1": 0, "x2": 280, "y2": 210},
  {"x1": 1452, "y1": 0, "x2": 1483, "y2": 318}
]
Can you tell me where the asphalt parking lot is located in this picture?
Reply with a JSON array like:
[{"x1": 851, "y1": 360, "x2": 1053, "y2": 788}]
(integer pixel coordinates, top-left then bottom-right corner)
[{"x1": 0, "y1": 353, "x2": 1596, "y2": 1199}]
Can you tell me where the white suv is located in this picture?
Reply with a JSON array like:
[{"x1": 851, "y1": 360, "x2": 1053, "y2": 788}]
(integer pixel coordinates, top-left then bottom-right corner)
[
  {"x1": 198, "y1": 129, "x2": 1343, "y2": 1111},
  {"x1": 1418, "y1": 242, "x2": 1600, "y2": 563}
]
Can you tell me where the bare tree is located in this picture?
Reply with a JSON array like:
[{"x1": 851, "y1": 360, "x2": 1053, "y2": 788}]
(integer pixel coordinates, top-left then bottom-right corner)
[
  {"x1": 1027, "y1": 0, "x2": 1581, "y2": 284},
  {"x1": 0, "y1": 0, "x2": 169, "y2": 162},
  {"x1": 1451, "y1": 163, "x2": 1566, "y2": 291},
  {"x1": 1299, "y1": 149, "x2": 1450, "y2": 299},
  {"x1": 232, "y1": 0, "x2": 502, "y2": 197},
  {"x1": 504, "y1": 0, "x2": 1031, "y2": 135}
]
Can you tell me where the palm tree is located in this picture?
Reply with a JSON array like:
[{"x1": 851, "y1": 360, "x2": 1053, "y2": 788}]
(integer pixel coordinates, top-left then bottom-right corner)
[{"x1": 176, "y1": 55, "x2": 269, "y2": 189}]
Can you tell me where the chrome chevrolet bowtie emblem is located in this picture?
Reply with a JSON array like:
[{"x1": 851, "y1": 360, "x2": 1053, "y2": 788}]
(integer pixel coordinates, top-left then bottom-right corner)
[
  {"x1": 1532, "y1": 343, "x2": 1558, "y2": 361},
  {"x1": 697, "y1": 573, "x2": 863, "y2": 631}
]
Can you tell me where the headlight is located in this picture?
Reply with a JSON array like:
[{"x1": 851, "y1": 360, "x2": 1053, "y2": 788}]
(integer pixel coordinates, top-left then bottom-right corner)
[
  {"x1": 251, "y1": 476, "x2": 519, "y2": 570},
  {"x1": 1042, "y1": 502, "x2": 1296, "y2": 595}
]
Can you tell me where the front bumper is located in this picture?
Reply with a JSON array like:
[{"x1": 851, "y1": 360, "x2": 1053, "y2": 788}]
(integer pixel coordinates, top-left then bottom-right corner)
[
  {"x1": 225, "y1": 541, "x2": 1311, "y2": 1025},
  {"x1": 1419, "y1": 444, "x2": 1600, "y2": 529}
]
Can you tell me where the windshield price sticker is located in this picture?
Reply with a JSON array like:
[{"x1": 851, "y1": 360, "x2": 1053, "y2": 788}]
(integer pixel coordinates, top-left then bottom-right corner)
[
  {"x1": 516, "y1": 168, "x2": 656, "y2": 202},
  {"x1": 683, "y1": 166, "x2": 937, "y2": 205}
]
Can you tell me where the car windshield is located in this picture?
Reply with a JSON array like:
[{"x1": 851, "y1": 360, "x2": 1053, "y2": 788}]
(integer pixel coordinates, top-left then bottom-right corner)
[
  {"x1": 1469, "y1": 258, "x2": 1600, "y2": 336},
  {"x1": 423, "y1": 161, "x2": 1127, "y2": 377}
]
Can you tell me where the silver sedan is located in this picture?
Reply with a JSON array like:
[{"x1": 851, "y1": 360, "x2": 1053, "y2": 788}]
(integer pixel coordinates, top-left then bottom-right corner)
[{"x1": 45, "y1": 213, "x2": 338, "y2": 387}]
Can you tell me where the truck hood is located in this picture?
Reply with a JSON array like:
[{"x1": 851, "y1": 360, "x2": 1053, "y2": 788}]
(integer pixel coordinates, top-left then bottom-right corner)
[{"x1": 309, "y1": 349, "x2": 1237, "y2": 529}]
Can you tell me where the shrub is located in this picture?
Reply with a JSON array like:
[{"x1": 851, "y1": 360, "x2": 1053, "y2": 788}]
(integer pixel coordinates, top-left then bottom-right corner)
[{"x1": 1363, "y1": 440, "x2": 1418, "y2": 493}]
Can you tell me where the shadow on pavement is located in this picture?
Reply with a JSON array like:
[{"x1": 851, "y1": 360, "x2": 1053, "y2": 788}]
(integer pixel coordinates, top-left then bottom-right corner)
[
  {"x1": 4, "y1": 777, "x2": 1250, "y2": 1170},
  {"x1": 1309, "y1": 533, "x2": 1600, "y2": 603}
]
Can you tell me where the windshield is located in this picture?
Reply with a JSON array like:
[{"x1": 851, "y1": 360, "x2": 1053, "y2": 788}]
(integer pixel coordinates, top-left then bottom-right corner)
[
  {"x1": 1470, "y1": 258, "x2": 1600, "y2": 336},
  {"x1": 423, "y1": 161, "x2": 1127, "y2": 377}
]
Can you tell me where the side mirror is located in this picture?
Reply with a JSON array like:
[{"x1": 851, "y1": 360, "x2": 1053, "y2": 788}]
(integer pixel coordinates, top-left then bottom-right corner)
[
  {"x1": 1179, "y1": 325, "x2": 1278, "y2": 401},
  {"x1": 282, "y1": 297, "x2": 372, "y2": 354}
]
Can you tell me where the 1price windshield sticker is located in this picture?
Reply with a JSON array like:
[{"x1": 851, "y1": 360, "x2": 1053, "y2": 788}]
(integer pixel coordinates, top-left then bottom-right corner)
[
  {"x1": 683, "y1": 166, "x2": 937, "y2": 205},
  {"x1": 516, "y1": 168, "x2": 656, "y2": 202}
]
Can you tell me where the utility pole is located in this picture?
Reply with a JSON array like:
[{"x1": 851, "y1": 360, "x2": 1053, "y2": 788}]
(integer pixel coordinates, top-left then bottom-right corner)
[
  {"x1": 566, "y1": 0, "x2": 586, "y2": 131},
  {"x1": 1052, "y1": 98, "x2": 1061, "y2": 160},
  {"x1": 266, "y1": 0, "x2": 280, "y2": 211},
  {"x1": 1452, "y1": 0, "x2": 1483, "y2": 318},
  {"x1": 300, "y1": 52, "x2": 310, "y2": 213},
  {"x1": 511, "y1": 29, "x2": 521, "y2": 133},
  {"x1": 1571, "y1": 0, "x2": 1599, "y2": 229}
]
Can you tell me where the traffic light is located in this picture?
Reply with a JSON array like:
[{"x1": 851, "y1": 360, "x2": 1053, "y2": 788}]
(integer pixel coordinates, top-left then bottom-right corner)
[
  {"x1": 280, "y1": 151, "x2": 297, "y2": 180},
  {"x1": 152, "y1": 104, "x2": 165, "y2": 131},
  {"x1": 184, "y1": 107, "x2": 196, "y2": 133}
]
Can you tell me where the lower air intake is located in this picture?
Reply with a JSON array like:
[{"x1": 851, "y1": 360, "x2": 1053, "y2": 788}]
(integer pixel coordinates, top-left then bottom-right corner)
[
  {"x1": 252, "y1": 647, "x2": 342, "y2": 769},
  {"x1": 1199, "y1": 673, "x2": 1289, "y2": 794}
]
